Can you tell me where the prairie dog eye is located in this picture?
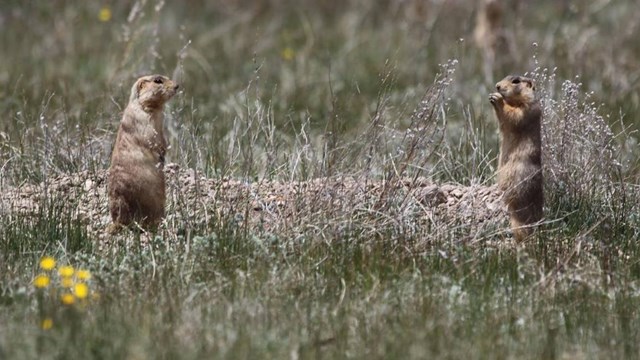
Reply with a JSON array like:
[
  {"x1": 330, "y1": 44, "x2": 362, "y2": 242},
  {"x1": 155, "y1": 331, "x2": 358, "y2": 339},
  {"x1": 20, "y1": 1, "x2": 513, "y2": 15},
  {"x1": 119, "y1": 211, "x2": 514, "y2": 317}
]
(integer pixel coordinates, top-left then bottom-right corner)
[
  {"x1": 153, "y1": 77, "x2": 164, "y2": 84},
  {"x1": 512, "y1": 78, "x2": 521, "y2": 84}
]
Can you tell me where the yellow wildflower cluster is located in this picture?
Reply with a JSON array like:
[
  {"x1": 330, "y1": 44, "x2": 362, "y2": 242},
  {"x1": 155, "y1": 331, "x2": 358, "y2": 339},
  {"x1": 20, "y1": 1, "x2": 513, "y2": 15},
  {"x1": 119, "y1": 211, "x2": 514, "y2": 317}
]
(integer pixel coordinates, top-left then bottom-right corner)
[{"x1": 33, "y1": 256, "x2": 96, "y2": 330}]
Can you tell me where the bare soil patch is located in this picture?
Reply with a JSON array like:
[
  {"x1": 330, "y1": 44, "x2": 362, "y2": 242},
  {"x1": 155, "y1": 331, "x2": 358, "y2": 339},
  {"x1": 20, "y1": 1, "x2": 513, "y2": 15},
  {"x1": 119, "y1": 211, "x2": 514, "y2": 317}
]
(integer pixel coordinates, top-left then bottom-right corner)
[{"x1": 1, "y1": 164, "x2": 508, "y2": 243}]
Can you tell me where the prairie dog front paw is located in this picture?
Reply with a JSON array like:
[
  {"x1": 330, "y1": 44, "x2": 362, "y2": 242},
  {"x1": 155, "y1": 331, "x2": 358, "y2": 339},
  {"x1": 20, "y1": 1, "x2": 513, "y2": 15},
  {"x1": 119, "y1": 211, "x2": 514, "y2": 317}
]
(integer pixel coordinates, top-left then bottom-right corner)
[{"x1": 489, "y1": 92, "x2": 503, "y2": 105}]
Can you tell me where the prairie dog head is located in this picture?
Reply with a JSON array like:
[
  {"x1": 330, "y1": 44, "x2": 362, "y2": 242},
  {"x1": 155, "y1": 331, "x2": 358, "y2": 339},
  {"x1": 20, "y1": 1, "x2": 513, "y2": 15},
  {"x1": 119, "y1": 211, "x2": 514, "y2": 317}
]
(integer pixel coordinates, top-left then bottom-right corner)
[
  {"x1": 129, "y1": 75, "x2": 179, "y2": 111},
  {"x1": 495, "y1": 75, "x2": 536, "y2": 106}
]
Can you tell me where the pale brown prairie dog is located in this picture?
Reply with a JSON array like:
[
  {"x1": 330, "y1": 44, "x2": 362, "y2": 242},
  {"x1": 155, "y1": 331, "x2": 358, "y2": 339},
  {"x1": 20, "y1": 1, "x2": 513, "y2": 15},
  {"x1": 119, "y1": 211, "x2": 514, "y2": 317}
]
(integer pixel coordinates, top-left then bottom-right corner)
[
  {"x1": 108, "y1": 75, "x2": 179, "y2": 232},
  {"x1": 489, "y1": 75, "x2": 543, "y2": 241}
]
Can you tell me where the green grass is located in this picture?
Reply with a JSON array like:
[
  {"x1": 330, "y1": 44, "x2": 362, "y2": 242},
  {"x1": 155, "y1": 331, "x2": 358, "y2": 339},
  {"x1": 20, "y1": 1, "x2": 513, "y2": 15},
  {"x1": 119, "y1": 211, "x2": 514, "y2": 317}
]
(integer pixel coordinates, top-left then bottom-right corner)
[{"x1": 2, "y1": 1, "x2": 640, "y2": 358}]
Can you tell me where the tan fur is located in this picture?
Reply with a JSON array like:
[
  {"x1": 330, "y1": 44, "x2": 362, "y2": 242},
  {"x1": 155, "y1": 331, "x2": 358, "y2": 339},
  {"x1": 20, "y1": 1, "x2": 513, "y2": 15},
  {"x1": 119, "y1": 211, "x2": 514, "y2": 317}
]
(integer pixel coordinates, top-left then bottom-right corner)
[
  {"x1": 108, "y1": 75, "x2": 179, "y2": 232},
  {"x1": 489, "y1": 75, "x2": 543, "y2": 241}
]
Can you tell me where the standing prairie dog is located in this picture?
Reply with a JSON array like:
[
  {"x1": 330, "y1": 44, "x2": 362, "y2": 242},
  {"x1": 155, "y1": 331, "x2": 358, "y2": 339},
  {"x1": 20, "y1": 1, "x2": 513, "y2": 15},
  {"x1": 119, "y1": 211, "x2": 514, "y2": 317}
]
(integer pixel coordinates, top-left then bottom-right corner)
[
  {"x1": 108, "y1": 75, "x2": 179, "y2": 232},
  {"x1": 489, "y1": 75, "x2": 543, "y2": 241}
]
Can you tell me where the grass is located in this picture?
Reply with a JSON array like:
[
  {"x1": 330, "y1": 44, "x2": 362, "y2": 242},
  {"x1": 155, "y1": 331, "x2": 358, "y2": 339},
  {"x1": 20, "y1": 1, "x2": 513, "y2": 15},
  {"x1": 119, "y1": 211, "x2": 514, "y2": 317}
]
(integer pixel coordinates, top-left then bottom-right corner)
[{"x1": 1, "y1": 0, "x2": 640, "y2": 358}]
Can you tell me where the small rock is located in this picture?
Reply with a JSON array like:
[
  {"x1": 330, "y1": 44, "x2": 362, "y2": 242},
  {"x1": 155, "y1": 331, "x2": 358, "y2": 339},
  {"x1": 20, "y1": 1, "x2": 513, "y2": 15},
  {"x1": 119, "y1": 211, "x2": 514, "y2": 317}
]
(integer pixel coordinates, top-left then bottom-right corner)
[
  {"x1": 84, "y1": 179, "x2": 94, "y2": 192},
  {"x1": 440, "y1": 184, "x2": 456, "y2": 193}
]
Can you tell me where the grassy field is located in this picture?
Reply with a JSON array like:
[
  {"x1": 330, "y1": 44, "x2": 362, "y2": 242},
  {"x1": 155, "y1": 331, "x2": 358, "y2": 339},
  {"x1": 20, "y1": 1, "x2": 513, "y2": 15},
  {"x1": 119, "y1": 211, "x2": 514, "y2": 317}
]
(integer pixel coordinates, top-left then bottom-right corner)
[{"x1": 1, "y1": 0, "x2": 640, "y2": 358}]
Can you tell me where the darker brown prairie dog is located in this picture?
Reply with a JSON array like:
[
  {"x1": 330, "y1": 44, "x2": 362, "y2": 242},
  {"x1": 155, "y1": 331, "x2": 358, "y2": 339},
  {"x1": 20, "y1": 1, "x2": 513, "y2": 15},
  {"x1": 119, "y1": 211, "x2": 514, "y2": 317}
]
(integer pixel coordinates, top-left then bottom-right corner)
[
  {"x1": 489, "y1": 75, "x2": 543, "y2": 241},
  {"x1": 108, "y1": 75, "x2": 179, "y2": 232}
]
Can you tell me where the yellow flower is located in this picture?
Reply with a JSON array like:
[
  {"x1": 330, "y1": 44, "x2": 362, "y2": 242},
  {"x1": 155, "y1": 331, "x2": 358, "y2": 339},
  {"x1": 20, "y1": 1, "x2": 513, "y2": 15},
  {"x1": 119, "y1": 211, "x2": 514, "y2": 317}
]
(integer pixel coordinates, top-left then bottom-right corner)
[
  {"x1": 74, "y1": 283, "x2": 89, "y2": 299},
  {"x1": 41, "y1": 317, "x2": 53, "y2": 330},
  {"x1": 281, "y1": 47, "x2": 295, "y2": 61},
  {"x1": 33, "y1": 274, "x2": 50, "y2": 288},
  {"x1": 40, "y1": 256, "x2": 56, "y2": 271},
  {"x1": 61, "y1": 277, "x2": 74, "y2": 288},
  {"x1": 98, "y1": 6, "x2": 112, "y2": 22},
  {"x1": 61, "y1": 293, "x2": 75, "y2": 305},
  {"x1": 58, "y1": 265, "x2": 74, "y2": 278},
  {"x1": 76, "y1": 269, "x2": 91, "y2": 281}
]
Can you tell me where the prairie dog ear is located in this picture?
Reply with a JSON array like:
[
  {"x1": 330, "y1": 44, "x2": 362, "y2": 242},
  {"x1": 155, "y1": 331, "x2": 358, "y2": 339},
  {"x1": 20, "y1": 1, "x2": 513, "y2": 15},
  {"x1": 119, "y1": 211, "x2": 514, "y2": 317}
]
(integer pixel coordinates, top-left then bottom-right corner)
[
  {"x1": 129, "y1": 78, "x2": 148, "y2": 103},
  {"x1": 138, "y1": 79, "x2": 148, "y2": 91},
  {"x1": 133, "y1": 79, "x2": 149, "y2": 99}
]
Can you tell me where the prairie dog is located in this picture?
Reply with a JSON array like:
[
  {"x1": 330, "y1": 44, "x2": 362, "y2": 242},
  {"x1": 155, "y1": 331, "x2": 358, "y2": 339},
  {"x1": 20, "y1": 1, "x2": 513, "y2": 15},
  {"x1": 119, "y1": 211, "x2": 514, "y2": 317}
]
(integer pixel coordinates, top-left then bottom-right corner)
[
  {"x1": 489, "y1": 75, "x2": 543, "y2": 241},
  {"x1": 108, "y1": 75, "x2": 179, "y2": 231}
]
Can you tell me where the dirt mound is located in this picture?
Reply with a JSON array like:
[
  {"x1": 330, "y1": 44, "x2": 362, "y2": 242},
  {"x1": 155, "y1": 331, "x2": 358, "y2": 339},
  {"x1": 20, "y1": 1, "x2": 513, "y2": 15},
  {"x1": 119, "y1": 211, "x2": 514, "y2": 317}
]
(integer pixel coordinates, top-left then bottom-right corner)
[{"x1": 1, "y1": 164, "x2": 508, "y2": 242}]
